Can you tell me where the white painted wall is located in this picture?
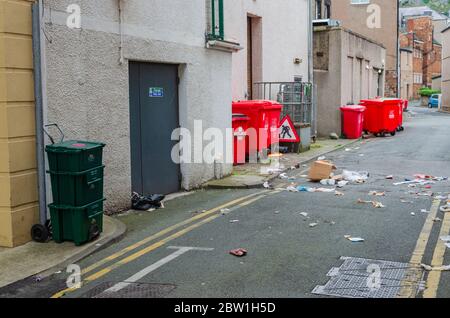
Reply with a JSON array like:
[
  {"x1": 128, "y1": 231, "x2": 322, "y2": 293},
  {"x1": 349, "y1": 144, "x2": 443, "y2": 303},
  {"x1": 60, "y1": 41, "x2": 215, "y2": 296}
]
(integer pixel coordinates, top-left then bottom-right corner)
[
  {"x1": 43, "y1": 0, "x2": 233, "y2": 212},
  {"x1": 224, "y1": 0, "x2": 310, "y2": 100}
]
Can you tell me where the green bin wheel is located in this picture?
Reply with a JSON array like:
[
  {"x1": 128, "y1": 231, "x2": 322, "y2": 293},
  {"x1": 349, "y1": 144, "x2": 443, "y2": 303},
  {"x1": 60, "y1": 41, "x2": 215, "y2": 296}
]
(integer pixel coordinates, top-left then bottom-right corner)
[
  {"x1": 89, "y1": 224, "x2": 100, "y2": 242},
  {"x1": 31, "y1": 224, "x2": 50, "y2": 243}
]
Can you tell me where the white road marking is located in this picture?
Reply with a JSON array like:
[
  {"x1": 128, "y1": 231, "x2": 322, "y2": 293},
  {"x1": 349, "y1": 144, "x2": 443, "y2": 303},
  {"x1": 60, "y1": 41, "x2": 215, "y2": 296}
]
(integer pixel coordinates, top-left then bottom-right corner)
[{"x1": 102, "y1": 246, "x2": 214, "y2": 294}]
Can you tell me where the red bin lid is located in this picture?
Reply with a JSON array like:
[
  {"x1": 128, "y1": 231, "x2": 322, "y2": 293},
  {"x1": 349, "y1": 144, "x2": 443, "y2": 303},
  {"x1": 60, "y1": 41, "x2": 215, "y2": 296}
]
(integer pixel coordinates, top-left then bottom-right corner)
[{"x1": 340, "y1": 105, "x2": 366, "y2": 112}]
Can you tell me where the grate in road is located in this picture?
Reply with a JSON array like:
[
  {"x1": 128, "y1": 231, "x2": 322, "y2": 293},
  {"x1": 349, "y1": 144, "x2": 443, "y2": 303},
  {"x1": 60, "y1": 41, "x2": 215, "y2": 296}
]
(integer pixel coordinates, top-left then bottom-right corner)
[
  {"x1": 312, "y1": 257, "x2": 421, "y2": 298},
  {"x1": 81, "y1": 282, "x2": 176, "y2": 298}
]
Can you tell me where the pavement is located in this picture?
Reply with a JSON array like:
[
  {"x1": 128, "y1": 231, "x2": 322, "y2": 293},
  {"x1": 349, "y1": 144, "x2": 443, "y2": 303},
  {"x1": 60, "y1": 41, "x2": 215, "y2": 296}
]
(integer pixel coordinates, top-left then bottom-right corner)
[
  {"x1": 1, "y1": 106, "x2": 450, "y2": 299},
  {"x1": 0, "y1": 216, "x2": 126, "y2": 289}
]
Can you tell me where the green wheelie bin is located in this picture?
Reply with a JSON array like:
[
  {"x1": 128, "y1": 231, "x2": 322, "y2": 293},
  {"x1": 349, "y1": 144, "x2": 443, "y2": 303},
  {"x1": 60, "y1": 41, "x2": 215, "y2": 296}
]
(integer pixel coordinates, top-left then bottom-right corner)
[{"x1": 46, "y1": 140, "x2": 106, "y2": 246}]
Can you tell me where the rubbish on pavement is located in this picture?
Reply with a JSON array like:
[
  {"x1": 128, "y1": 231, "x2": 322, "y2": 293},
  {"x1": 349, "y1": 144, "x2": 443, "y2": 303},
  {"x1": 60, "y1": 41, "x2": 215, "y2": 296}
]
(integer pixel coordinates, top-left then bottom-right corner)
[
  {"x1": 299, "y1": 212, "x2": 309, "y2": 218},
  {"x1": 420, "y1": 209, "x2": 430, "y2": 214},
  {"x1": 309, "y1": 223, "x2": 319, "y2": 228},
  {"x1": 411, "y1": 212, "x2": 416, "y2": 216},
  {"x1": 229, "y1": 248, "x2": 247, "y2": 257},
  {"x1": 345, "y1": 148, "x2": 352, "y2": 152},
  {"x1": 263, "y1": 181, "x2": 272, "y2": 189},
  {"x1": 369, "y1": 191, "x2": 386, "y2": 196},
  {"x1": 440, "y1": 206, "x2": 450, "y2": 213},
  {"x1": 434, "y1": 218, "x2": 442, "y2": 223},
  {"x1": 343, "y1": 170, "x2": 369, "y2": 183},
  {"x1": 229, "y1": 220, "x2": 239, "y2": 223},
  {"x1": 279, "y1": 173, "x2": 289, "y2": 179},
  {"x1": 401, "y1": 200, "x2": 413, "y2": 203},
  {"x1": 335, "y1": 191, "x2": 345, "y2": 196},
  {"x1": 308, "y1": 160, "x2": 336, "y2": 181},
  {"x1": 345, "y1": 235, "x2": 365, "y2": 243},
  {"x1": 221, "y1": 208, "x2": 231, "y2": 215},
  {"x1": 357, "y1": 199, "x2": 385, "y2": 208},
  {"x1": 330, "y1": 132, "x2": 339, "y2": 140},
  {"x1": 386, "y1": 175, "x2": 394, "y2": 180},
  {"x1": 131, "y1": 192, "x2": 165, "y2": 211},
  {"x1": 318, "y1": 156, "x2": 326, "y2": 161}
]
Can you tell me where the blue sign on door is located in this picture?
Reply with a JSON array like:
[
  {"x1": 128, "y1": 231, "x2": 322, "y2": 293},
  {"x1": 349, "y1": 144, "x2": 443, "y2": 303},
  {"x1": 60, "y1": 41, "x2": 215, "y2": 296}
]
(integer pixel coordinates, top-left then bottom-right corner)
[{"x1": 149, "y1": 87, "x2": 164, "y2": 97}]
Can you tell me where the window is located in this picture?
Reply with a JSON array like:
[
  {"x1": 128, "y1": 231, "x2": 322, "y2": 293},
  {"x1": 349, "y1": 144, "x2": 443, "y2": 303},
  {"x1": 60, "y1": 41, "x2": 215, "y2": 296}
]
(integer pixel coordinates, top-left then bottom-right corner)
[
  {"x1": 325, "y1": 3, "x2": 331, "y2": 19},
  {"x1": 414, "y1": 49, "x2": 422, "y2": 59},
  {"x1": 316, "y1": 0, "x2": 322, "y2": 19},
  {"x1": 208, "y1": 0, "x2": 224, "y2": 40},
  {"x1": 414, "y1": 73, "x2": 422, "y2": 84}
]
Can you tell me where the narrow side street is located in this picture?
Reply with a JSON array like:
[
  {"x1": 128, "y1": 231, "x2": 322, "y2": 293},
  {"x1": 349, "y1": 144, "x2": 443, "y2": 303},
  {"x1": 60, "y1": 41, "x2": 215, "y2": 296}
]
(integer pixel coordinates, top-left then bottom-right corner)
[{"x1": 2, "y1": 107, "x2": 449, "y2": 298}]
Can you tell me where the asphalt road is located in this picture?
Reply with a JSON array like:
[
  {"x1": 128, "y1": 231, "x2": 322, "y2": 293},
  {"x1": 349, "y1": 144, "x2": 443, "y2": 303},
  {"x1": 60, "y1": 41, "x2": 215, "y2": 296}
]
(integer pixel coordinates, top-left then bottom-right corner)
[{"x1": 2, "y1": 106, "x2": 450, "y2": 299}]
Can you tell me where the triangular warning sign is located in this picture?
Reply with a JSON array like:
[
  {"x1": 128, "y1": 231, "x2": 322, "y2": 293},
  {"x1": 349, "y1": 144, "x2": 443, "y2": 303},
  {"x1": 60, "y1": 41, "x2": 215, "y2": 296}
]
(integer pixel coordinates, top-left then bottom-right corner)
[{"x1": 279, "y1": 115, "x2": 300, "y2": 143}]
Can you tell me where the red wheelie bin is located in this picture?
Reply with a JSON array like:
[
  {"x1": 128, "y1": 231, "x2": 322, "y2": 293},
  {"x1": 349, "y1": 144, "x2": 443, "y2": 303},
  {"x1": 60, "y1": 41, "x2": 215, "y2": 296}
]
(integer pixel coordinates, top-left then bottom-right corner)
[
  {"x1": 232, "y1": 114, "x2": 250, "y2": 165},
  {"x1": 340, "y1": 105, "x2": 366, "y2": 139},
  {"x1": 360, "y1": 98, "x2": 401, "y2": 137},
  {"x1": 232, "y1": 100, "x2": 282, "y2": 156}
]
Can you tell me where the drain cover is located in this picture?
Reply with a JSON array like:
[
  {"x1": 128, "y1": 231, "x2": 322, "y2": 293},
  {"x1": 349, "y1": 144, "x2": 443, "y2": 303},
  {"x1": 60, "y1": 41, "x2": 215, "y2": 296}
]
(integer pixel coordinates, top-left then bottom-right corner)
[
  {"x1": 81, "y1": 282, "x2": 176, "y2": 298},
  {"x1": 312, "y1": 257, "x2": 421, "y2": 298}
]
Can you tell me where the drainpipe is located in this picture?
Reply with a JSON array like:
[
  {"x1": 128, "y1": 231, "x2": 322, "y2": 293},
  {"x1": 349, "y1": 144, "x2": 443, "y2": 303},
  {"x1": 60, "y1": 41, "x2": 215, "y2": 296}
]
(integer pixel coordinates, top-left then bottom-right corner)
[
  {"x1": 307, "y1": 0, "x2": 316, "y2": 137},
  {"x1": 397, "y1": 2, "x2": 400, "y2": 98},
  {"x1": 32, "y1": 1, "x2": 47, "y2": 225}
]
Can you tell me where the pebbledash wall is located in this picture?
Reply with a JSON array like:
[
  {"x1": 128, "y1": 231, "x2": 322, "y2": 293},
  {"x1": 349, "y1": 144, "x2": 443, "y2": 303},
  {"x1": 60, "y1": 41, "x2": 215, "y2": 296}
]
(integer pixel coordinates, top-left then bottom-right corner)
[
  {"x1": 42, "y1": 0, "x2": 234, "y2": 212},
  {"x1": 224, "y1": 0, "x2": 310, "y2": 100},
  {"x1": 0, "y1": 0, "x2": 38, "y2": 247}
]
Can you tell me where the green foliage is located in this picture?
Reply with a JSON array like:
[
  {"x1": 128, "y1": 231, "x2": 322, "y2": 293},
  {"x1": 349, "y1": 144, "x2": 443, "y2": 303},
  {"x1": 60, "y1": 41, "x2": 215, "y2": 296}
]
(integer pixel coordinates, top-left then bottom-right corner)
[
  {"x1": 400, "y1": 0, "x2": 450, "y2": 14},
  {"x1": 418, "y1": 87, "x2": 441, "y2": 97}
]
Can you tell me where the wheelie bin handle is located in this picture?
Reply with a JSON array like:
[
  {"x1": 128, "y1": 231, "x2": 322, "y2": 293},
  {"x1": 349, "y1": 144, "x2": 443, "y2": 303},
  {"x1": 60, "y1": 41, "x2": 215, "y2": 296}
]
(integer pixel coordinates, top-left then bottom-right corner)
[{"x1": 43, "y1": 123, "x2": 65, "y2": 144}]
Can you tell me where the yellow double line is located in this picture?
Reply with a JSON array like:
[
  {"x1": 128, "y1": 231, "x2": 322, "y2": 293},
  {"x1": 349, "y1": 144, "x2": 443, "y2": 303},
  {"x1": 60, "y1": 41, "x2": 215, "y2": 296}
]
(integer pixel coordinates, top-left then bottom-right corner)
[
  {"x1": 51, "y1": 190, "x2": 274, "y2": 298},
  {"x1": 398, "y1": 199, "x2": 450, "y2": 298}
]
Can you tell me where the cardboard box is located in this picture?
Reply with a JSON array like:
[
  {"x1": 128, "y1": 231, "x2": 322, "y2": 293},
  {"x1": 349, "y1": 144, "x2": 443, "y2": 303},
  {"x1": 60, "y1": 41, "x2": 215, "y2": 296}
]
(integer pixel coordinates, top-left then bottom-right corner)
[{"x1": 308, "y1": 160, "x2": 336, "y2": 181}]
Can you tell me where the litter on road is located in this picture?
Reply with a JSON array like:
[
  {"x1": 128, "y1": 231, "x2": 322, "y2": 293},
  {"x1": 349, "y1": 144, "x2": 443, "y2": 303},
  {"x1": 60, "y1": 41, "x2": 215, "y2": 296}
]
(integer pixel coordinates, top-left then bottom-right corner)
[
  {"x1": 343, "y1": 170, "x2": 369, "y2": 183},
  {"x1": 369, "y1": 191, "x2": 386, "y2": 196},
  {"x1": 229, "y1": 248, "x2": 247, "y2": 257},
  {"x1": 309, "y1": 223, "x2": 319, "y2": 228},
  {"x1": 345, "y1": 236, "x2": 365, "y2": 243},
  {"x1": 421, "y1": 264, "x2": 450, "y2": 272},
  {"x1": 131, "y1": 192, "x2": 165, "y2": 211},
  {"x1": 308, "y1": 160, "x2": 336, "y2": 181},
  {"x1": 357, "y1": 199, "x2": 385, "y2": 208}
]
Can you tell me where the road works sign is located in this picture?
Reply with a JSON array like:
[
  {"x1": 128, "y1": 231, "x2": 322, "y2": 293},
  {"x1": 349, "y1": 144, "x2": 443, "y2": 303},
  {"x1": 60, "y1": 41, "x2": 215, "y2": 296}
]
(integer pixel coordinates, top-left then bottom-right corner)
[{"x1": 279, "y1": 115, "x2": 300, "y2": 143}]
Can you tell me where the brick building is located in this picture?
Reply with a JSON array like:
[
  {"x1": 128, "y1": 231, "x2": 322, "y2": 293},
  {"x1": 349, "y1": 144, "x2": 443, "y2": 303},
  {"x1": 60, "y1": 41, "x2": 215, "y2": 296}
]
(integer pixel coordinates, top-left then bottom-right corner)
[{"x1": 401, "y1": 16, "x2": 442, "y2": 99}]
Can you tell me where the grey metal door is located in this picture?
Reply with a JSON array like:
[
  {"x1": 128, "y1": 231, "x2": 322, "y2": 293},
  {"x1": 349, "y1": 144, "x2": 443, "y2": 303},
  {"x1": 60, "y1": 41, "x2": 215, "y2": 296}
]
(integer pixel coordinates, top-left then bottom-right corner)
[{"x1": 129, "y1": 62, "x2": 181, "y2": 195}]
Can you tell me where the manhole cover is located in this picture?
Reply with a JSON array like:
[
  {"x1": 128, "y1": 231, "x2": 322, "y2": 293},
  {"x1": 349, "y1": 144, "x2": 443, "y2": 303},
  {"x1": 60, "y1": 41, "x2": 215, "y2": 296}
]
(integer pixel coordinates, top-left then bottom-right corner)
[
  {"x1": 312, "y1": 257, "x2": 422, "y2": 298},
  {"x1": 81, "y1": 282, "x2": 176, "y2": 298}
]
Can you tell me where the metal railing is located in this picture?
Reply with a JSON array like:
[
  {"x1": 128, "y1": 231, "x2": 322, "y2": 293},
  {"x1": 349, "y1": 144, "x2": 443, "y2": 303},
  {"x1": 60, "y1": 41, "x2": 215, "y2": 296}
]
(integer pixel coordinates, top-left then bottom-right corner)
[{"x1": 253, "y1": 81, "x2": 315, "y2": 134}]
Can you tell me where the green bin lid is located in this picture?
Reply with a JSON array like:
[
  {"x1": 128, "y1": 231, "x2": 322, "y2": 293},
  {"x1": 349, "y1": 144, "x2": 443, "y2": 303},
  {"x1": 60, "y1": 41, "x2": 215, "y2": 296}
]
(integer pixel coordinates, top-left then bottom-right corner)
[{"x1": 46, "y1": 140, "x2": 106, "y2": 153}]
